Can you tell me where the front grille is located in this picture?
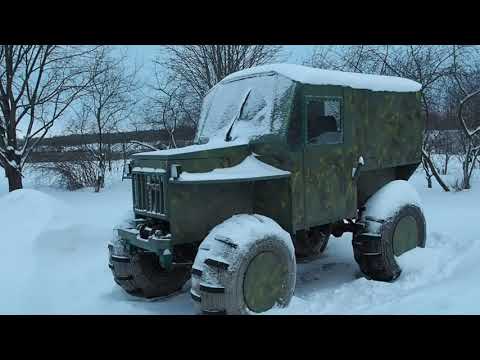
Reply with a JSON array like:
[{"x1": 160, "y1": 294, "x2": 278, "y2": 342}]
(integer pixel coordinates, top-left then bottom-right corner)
[{"x1": 132, "y1": 172, "x2": 166, "y2": 216}]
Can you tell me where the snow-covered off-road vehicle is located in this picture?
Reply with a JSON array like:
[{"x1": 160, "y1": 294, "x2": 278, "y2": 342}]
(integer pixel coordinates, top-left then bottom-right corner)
[{"x1": 108, "y1": 63, "x2": 426, "y2": 314}]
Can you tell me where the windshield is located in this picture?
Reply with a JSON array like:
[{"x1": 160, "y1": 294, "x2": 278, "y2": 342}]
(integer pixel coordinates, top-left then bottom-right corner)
[{"x1": 195, "y1": 74, "x2": 295, "y2": 144}]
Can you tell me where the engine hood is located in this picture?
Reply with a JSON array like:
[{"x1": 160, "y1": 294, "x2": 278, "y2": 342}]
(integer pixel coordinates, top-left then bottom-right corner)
[{"x1": 130, "y1": 140, "x2": 250, "y2": 175}]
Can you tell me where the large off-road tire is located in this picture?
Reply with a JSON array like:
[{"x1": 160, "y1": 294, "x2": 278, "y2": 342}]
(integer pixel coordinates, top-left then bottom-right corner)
[
  {"x1": 294, "y1": 227, "x2": 330, "y2": 260},
  {"x1": 108, "y1": 238, "x2": 190, "y2": 299},
  {"x1": 191, "y1": 214, "x2": 296, "y2": 315},
  {"x1": 353, "y1": 203, "x2": 426, "y2": 282}
]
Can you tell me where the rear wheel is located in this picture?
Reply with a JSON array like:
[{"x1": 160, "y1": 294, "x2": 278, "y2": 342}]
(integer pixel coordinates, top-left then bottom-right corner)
[
  {"x1": 108, "y1": 238, "x2": 190, "y2": 298},
  {"x1": 353, "y1": 203, "x2": 426, "y2": 282}
]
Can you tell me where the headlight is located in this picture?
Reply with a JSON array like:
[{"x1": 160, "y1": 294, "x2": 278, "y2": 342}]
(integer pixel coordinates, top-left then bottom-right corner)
[{"x1": 171, "y1": 164, "x2": 182, "y2": 179}]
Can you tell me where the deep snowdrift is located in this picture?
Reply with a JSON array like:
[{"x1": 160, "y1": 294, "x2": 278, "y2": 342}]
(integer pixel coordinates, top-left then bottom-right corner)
[
  {"x1": 0, "y1": 160, "x2": 479, "y2": 314},
  {"x1": 0, "y1": 176, "x2": 193, "y2": 314}
]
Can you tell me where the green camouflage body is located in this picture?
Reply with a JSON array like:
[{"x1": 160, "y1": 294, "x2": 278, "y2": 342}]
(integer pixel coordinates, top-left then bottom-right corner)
[{"x1": 127, "y1": 78, "x2": 423, "y2": 248}]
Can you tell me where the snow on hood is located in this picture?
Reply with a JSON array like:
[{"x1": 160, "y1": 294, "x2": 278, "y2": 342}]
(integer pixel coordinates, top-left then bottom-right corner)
[
  {"x1": 134, "y1": 138, "x2": 248, "y2": 157},
  {"x1": 221, "y1": 63, "x2": 422, "y2": 93},
  {"x1": 176, "y1": 154, "x2": 290, "y2": 182}
]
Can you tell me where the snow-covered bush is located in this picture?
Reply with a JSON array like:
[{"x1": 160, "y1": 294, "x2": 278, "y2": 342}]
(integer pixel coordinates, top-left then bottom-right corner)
[{"x1": 34, "y1": 161, "x2": 98, "y2": 191}]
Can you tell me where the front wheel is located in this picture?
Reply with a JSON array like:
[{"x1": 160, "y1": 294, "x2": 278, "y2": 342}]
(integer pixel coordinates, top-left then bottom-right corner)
[
  {"x1": 191, "y1": 214, "x2": 296, "y2": 315},
  {"x1": 108, "y1": 237, "x2": 191, "y2": 298}
]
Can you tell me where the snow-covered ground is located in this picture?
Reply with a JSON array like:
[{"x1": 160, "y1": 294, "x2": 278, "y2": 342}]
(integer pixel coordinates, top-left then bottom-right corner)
[{"x1": 0, "y1": 160, "x2": 479, "y2": 314}]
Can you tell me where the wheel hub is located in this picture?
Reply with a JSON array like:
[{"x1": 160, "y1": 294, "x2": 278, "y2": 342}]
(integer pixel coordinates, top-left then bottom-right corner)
[
  {"x1": 243, "y1": 251, "x2": 288, "y2": 313},
  {"x1": 393, "y1": 215, "x2": 418, "y2": 257}
]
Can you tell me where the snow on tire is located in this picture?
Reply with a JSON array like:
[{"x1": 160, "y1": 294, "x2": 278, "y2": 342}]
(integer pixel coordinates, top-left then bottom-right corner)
[
  {"x1": 353, "y1": 180, "x2": 426, "y2": 282},
  {"x1": 191, "y1": 214, "x2": 296, "y2": 315},
  {"x1": 108, "y1": 237, "x2": 190, "y2": 299}
]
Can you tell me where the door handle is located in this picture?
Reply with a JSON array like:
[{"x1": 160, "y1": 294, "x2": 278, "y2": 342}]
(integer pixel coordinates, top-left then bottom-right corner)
[{"x1": 352, "y1": 156, "x2": 365, "y2": 181}]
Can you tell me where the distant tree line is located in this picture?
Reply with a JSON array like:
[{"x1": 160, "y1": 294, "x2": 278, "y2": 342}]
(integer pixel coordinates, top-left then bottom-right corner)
[{"x1": 30, "y1": 127, "x2": 195, "y2": 152}]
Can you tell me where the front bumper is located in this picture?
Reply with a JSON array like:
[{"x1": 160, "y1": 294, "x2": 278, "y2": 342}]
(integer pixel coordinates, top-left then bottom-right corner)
[
  {"x1": 117, "y1": 227, "x2": 172, "y2": 253},
  {"x1": 116, "y1": 226, "x2": 174, "y2": 270}
]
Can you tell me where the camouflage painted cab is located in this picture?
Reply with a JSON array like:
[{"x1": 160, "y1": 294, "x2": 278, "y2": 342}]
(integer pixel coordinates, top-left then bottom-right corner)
[{"x1": 108, "y1": 64, "x2": 426, "y2": 314}]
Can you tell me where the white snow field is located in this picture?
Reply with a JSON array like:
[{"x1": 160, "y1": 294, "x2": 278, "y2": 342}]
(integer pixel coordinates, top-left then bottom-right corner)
[{"x1": 0, "y1": 160, "x2": 479, "y2": 314}]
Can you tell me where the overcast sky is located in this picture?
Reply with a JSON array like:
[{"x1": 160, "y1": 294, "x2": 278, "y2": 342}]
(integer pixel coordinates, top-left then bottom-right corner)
[
  {"x1": 118, "y1": 45, "x2": 317, "y2": 84},
  {"x1": 123, "y1": 45, "x2": 316, "y2": 64}
]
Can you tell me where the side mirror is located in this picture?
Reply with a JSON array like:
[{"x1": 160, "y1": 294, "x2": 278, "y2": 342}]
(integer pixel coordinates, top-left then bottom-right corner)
[
  {"x1": 352, "y1": 156, "x2": 365, "y2": 181},
  {"x1": 197, "y1": 137, "x2": 209, "y2": 145}
]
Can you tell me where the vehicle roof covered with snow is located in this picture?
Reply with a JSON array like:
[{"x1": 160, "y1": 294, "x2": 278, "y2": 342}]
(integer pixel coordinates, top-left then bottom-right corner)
[{"x1": 221, "y1": 63, "x2": 422, "y2": 93}]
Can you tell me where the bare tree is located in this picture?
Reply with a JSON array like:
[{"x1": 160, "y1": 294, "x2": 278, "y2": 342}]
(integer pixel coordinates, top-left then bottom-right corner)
[
  {"x1": 450, "y1": 46, "x2": 480, "y2": 190},
  {"x1": 304, "y1": 46, "x2": 344, "y2": 69},
  {"x1": 67, "y1": 47, "x2": 140, "y2": 192},
  {"x1": 436, "y1": 130, "x2": 455, "y2": 175},
  {"x1": 139, "y1": 72, "x2": 196, "y2": 149},
  {"x1": 435, "y1": 88, "x2": 464, "y2": 176},
  {"x1": 420, "y1": 127, "x2": 455, "y2": 190},
  {"x1": 160, "y1": 45, "x2": 282, "y2": 98},
  {"x1": 421, "y1": 130, "x2": 435, "y2": 188},
  {"x1": 0, "y1": 45, "x2": 98, "y2": 192}
]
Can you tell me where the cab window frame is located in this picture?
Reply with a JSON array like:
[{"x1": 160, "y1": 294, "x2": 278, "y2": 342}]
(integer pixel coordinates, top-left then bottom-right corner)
[{"x1": 304, "y1": 95, "x2": 344, "y2": 146}]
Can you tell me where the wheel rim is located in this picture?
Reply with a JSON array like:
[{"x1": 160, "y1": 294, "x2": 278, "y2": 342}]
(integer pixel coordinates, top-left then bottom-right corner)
[
  {"x1": 393, "y1": 215, "x2": 418, "y2": 257},
  {"x1": 243, "y1": 251, "x2": 288, "y2": 313}
]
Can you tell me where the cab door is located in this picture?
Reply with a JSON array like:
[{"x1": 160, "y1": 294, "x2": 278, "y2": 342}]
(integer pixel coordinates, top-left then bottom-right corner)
[{"x1": 303, "y1": 89, "x2": 356, "y2": 228}]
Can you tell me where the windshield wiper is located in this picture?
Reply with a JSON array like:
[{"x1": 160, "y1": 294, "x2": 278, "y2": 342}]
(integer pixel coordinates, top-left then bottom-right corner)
[{"x1": 225, "y1": 88, "x2": 252, "y2": 142}]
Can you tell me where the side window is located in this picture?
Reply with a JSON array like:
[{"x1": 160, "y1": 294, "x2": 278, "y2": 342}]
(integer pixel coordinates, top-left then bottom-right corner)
[{"x1": 307, "y1": 97, "x2": 343, "y2": 144}]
